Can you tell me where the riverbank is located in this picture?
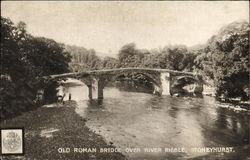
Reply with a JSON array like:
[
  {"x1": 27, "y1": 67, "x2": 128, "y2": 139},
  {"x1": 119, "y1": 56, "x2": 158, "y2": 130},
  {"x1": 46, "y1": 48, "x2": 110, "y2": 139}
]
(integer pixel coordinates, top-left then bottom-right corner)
[{"x1": 1, "y1": 101, "x2": 126, "y2": 160}]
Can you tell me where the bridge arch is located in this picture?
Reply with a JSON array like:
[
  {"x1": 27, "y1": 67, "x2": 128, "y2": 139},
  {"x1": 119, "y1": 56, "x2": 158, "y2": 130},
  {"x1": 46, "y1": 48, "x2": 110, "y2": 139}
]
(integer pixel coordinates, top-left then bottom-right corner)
[
  {"x1": 175, "y1": 76, "x2": 199, "y2": 85},
  {"x1": 86, "y1": 70, "x2": 162, "y2": 99},
  {"x1": 172, "y1": 76, "x2": 203, "y2": 94}
]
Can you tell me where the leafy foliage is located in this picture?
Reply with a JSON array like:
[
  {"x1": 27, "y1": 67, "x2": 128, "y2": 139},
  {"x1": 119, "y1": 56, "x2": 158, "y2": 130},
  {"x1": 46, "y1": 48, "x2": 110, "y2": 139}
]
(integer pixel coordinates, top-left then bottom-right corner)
[
  {"x1": 0, "y1": 17, "x2": 71, "y2": 119},
  {"x1": 117, "y1": 43, "x2": 196, "y2": 71},
  {"x1": 102, "y1": 57, "x2": 120, "y2": 69},
  {"x1": 25, "y1": 37, "x2": 71, "y2": 76},
  {"x1": 194, "y1": 21, "x2": 249, "y2": 100},
  {"x1": 64, "y1": 45, "x2": 101, "y2": 71}
]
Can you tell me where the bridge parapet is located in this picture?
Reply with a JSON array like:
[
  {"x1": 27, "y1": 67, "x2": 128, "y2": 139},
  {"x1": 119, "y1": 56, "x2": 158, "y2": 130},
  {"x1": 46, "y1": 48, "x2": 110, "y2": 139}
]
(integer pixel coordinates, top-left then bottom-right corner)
[
  {"x1": 87, "y1": 68, "x2": 198, "y2": 76},
  {"x1": 46, "y1": 68, "x2": 200, "y2": 80}
]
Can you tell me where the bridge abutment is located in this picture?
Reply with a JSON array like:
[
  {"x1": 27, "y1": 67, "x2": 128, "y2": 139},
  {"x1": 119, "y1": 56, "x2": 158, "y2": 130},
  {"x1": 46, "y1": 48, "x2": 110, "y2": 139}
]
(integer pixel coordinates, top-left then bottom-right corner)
[{"x1": 194, "y1": 75, "x2": 204, "y2": 94}]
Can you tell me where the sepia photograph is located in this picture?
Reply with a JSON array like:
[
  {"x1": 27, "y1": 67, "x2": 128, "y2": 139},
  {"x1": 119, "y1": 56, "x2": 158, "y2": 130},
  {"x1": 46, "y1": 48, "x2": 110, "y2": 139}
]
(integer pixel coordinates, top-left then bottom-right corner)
[{"x1": 0, "y1": 1, "x2": 249, "y2": 160}]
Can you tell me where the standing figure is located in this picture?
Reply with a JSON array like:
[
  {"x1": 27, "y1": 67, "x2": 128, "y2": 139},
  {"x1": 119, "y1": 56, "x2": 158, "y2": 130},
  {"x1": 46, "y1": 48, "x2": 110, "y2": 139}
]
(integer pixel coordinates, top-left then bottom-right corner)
[
  {"x1": 56, "y1": 86, "x2": 65, "y2": 104},
  {"x1": 69, "y1": 93, "x2": 72, "y2": 101}
]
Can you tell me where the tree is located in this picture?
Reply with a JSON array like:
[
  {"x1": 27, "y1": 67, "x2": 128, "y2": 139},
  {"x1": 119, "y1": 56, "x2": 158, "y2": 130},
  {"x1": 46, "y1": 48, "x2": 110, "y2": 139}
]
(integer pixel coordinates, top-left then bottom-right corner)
[
  {"x1": 162, "y1": 45, "x2": 188, "y2": 71},
  {"x1": 1, "y1": 17, "x2": 30, "y2": 82},
  {"x1": 118, "y1": 43, "x2": 138, "y2": 62},
  {"x1": 194, "y1": 21, "x2": 249, "y2": 100},
  {"x1": 213, "y1": 30, "x2": 249, "y2": 99},
  {"x1": 102, "y1": 57, "x2": 120, "y2": 69},
  {"x1": 25, "y1": 37, "x2": 71, "y2": 76},
  {"x1": 64, "y1": 45, "x2": 102, "y2": 71},
  {"x1": 0, "y1": 16, "x2": 72, "y2": 119}
]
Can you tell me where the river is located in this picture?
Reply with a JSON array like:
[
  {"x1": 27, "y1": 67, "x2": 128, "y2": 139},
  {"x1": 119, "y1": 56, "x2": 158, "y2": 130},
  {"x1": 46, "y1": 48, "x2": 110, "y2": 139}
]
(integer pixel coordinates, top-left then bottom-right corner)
[{"x1": 57, "y1": 78, "x2": 249, "y2": 160}]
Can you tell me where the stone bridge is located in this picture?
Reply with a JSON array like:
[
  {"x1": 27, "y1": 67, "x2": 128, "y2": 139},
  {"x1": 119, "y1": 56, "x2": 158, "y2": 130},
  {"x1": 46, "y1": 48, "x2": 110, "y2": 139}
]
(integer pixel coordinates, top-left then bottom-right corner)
[{"x1": 38, "y1": 68, "x2": 203, "y2": 101}]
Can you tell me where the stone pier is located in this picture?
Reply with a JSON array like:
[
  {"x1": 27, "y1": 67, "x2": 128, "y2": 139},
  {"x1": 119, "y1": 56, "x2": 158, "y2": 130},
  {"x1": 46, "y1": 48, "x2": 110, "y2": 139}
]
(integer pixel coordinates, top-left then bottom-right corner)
[
  {"x1": 97, "y1": 78, "x2": 105, "y2": 100},
  {"x1": 87, "y1": 84, "x2": 93, "y2": 100},
  {"x1": 160, "y1": 72, "x2": 171, "y2": 95}
]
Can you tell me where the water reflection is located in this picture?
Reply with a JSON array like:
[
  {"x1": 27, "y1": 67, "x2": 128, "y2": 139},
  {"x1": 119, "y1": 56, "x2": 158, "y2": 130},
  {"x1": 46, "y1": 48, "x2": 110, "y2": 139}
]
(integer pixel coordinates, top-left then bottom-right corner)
[{"x1": 57, "y1": 78, "x2": 249, "y2": 159}]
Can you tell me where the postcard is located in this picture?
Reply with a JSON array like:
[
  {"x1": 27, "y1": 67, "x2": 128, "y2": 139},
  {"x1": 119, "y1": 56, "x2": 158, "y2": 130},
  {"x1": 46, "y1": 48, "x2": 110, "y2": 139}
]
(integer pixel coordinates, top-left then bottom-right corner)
[{"x1": 1, "y1": 1, "x2": 249, "y2": 160}]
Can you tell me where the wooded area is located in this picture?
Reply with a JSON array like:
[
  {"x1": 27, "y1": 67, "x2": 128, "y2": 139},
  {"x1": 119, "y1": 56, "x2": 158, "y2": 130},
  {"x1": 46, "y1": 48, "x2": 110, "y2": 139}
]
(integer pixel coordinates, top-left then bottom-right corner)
[
  {"x1": 67, "y1": 21, "x2": 249, "y2": 100},
  {"x1": 1, "y1": 17, "x2": 249, "y2": 119},
  {"x1": 1, "y1": 17, "x2": 71, "y2": 119}
]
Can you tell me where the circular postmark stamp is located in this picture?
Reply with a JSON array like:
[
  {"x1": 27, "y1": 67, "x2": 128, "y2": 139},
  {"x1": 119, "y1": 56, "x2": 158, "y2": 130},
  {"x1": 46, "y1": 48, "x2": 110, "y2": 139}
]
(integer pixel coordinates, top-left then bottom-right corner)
[{"x1": 3, "y1": 131, "x2": 22, "y2": 152}]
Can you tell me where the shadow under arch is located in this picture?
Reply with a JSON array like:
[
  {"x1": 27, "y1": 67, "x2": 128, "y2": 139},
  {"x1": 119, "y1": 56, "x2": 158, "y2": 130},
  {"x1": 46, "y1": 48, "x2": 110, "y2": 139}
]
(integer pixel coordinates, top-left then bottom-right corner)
[
  {"x1": 175, "y1": 76, "x2": 199, "y2": 86},
  {"x1": 113, "y1": 71, "x2": 161, "y2": 88},
  {"x1": 111, "y1": 71, "x2": 161, "y2": 94},
  {"x1": 172, "y1": 76, "x2": 203, "y2": 96}
]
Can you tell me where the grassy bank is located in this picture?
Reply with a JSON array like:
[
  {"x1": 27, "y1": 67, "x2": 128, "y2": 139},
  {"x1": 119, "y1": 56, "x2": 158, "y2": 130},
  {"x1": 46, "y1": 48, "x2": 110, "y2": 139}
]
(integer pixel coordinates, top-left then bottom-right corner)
[{"x1": 1, "y1": 101, "x2": 126, "y2": 160}]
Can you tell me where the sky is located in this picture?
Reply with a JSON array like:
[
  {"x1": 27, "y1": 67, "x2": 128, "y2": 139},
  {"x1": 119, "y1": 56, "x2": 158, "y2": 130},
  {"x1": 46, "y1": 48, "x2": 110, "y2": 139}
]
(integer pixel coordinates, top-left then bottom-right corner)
[{"x1": 2, "y1": 1, "x2": 249, "y2": 57}]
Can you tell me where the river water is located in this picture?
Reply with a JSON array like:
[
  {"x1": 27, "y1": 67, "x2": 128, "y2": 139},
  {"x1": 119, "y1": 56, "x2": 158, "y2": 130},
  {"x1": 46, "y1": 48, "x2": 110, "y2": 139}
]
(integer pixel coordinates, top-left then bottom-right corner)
[{"x1": 58, "y1": 78, "x2": 249, "y2": 160}]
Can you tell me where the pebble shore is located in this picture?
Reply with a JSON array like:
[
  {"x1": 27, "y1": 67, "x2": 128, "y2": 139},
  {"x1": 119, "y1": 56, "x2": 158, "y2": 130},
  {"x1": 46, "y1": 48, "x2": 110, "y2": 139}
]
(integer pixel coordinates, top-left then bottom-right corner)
[{"x1": 1, "y1": 101, "x2": 126, "y2": 160}]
